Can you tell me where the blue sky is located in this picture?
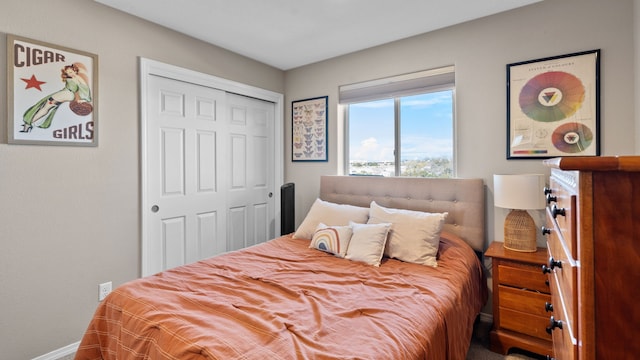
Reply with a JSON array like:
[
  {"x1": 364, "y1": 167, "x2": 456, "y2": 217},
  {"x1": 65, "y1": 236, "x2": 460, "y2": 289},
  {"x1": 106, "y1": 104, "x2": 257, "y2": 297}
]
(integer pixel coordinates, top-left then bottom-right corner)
[{"x1": 349, "y1": 91, "x2": 453, "y2": 162}]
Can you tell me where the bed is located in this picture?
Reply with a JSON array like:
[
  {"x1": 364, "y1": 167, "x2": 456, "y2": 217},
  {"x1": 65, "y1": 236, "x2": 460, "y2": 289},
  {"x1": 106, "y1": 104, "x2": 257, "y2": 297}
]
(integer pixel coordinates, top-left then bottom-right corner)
[{"x1": 75, "y1": 175, "x2": 487, "y2": 360}]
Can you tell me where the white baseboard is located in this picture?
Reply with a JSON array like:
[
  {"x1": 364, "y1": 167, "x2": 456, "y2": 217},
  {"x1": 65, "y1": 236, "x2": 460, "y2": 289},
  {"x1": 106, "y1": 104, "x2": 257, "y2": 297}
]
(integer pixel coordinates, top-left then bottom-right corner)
[{"x1": 32, "y1": 341, "x2": 79, "y2": 360}]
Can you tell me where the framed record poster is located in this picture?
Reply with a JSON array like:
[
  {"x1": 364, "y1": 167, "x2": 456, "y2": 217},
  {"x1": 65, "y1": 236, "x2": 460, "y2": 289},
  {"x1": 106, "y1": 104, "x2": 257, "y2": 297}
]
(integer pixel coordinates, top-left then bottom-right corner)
[
  {"x1": 292, "y1": 96, "x2": 328, "y2": 162},
  {"x1": 506, "y1": 50, "x2": 600, "y2": 159},
  {"x1": 7, "y1": 34, "x2": 98, "y2": 146}
]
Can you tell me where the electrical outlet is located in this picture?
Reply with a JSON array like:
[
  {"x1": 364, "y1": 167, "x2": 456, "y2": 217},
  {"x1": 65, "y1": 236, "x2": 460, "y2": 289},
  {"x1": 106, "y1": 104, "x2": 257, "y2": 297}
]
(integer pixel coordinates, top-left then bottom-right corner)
[{"x1": 99, "y1": 281, "x2": 112, "y2": 301}]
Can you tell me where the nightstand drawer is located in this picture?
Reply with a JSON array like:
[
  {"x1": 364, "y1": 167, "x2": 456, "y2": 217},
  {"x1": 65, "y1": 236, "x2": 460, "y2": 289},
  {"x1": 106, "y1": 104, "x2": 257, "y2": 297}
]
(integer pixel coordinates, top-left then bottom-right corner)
[
  {"x1": 498, "y1": 285, "x2": 550, "y2": 316},
  {"x1": 498, "y1": 263, "x2": 550, "y2": 293},
  {"x1": 499, "y1": 307, "x2": 552, "y2": 341}
]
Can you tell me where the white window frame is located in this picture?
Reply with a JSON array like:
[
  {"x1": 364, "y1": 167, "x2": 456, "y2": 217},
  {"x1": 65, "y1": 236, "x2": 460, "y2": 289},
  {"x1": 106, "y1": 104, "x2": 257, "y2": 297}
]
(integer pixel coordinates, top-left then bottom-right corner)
[{"x1": 340, "y1": 66, "x2": 456, "y2": 177}]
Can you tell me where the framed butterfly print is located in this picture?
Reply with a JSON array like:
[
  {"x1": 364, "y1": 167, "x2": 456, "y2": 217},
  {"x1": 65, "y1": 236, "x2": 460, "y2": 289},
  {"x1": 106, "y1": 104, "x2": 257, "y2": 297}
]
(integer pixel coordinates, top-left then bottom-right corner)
[{"x1": 292, "y1": 96, "x2": 328, "y2": 162}]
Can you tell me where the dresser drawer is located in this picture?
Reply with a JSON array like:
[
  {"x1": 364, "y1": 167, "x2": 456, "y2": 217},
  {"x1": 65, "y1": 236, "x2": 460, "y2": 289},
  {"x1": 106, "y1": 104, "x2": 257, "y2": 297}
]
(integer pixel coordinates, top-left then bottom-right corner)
[
  {"x1": 549, "y1": 273, "x2": 577, "y2": 360},
  {"x1": 548, "y1": 171, "x2": 577, "y2": 259},
  {"x1": 498, "y1": 262, "x2": 550, "y2": 294},
  {"x1": 546, "y1": 243, "x2": 576, "y2": 333},
  {"x1": 545, "y1": 219, "x2": 577, "y2": 330}
]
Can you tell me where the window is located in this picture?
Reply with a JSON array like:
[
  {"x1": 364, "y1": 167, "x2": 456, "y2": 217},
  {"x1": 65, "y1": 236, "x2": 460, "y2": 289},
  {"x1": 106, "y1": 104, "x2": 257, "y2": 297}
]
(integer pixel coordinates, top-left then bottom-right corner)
[{"x1": 340, "y1": 67, "x2": 455, "y2": 177}]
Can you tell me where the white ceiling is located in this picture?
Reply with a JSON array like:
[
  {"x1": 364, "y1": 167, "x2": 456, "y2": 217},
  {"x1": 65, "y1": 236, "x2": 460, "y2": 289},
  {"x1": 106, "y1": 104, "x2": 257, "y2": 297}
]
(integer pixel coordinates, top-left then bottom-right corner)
[{"x1": 96, "y1": 0, "x2": 542, "y2": 70}]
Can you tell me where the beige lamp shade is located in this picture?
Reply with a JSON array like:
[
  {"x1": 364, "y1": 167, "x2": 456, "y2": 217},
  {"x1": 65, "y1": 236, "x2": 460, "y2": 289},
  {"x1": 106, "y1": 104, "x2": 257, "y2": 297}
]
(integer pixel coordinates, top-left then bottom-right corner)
[
  {"x1": 494, "y1": 174, "x2": 546, "y2": 210},
  {"x1": 493, "y1": 174, "x2": 546, "y2": 252}
]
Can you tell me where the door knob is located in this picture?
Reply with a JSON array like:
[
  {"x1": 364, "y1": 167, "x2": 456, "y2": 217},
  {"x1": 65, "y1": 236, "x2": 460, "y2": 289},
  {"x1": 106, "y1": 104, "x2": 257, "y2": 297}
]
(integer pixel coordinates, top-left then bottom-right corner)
[{"x1": 151, "y1": 205, "x2": 159, "y2": 213}]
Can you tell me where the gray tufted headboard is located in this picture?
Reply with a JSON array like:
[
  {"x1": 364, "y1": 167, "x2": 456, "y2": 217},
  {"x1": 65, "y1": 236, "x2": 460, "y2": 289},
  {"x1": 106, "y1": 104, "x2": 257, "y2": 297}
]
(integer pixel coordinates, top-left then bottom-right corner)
[{"x1": 319, "y1": 176, "x2": 486, "y2": 252}]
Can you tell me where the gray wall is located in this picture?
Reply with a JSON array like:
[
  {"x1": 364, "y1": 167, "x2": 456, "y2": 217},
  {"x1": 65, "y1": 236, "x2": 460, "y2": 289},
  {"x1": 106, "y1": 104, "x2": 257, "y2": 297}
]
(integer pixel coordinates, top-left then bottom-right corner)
[
  {"x1": 0, "y1": 0, "x2": 637, "y2": 358},
  {"x1": 285, "y1": 0, "x2": 637, "y2": 253},
  {"x1": 0, "y1": 1, "x2": 284, "y2": 358}
]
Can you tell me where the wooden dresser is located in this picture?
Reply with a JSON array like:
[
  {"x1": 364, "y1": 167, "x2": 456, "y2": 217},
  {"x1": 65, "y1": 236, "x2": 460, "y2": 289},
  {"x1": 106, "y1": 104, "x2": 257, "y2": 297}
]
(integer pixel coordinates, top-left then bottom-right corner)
[{"x1": 542, "y1": 156, "x2": 640, "y2": 360}]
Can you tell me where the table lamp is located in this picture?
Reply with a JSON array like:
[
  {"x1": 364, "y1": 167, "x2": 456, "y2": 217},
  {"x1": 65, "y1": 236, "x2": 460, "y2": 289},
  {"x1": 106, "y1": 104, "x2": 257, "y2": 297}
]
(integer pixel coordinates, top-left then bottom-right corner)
[{"x1": 493, "y1": 174, "x2": 546, "y2": 252}]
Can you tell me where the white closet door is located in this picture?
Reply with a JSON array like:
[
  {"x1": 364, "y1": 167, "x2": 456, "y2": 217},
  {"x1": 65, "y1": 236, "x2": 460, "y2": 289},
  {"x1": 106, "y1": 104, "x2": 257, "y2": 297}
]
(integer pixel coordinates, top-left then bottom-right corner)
[
  {"x1": 226, "y1": 93, "x2": 275, "y2": 251},
  {"x1": 142, "y1": 71, "x2": 278, "y2": 276},
  {"x1": 144, "y1": 74, "x2": 227, "y2": 275}
]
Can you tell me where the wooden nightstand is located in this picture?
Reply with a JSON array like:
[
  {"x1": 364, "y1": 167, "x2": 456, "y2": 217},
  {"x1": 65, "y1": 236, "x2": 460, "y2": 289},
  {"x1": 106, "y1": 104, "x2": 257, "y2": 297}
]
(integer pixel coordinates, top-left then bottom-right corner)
[{"x1": 485, "y1": 241, "x2": 552, "y2": 356}]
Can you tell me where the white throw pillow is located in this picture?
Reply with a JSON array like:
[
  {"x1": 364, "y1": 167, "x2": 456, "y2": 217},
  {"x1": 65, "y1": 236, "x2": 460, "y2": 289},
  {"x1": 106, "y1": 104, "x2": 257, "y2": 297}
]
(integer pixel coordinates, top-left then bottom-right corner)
[
  {"x1": 309, "y1": 223, "x2": 353, "y2": 258},
  {"x1": 345, "y1": 221, "x2": 391, "y2": 267},
  {"x1": 293, "y1": 198, "x2": 369, "y2": 239},
  {"x1": 367, "y1": 201, "x2": 447, "y2": 267}
]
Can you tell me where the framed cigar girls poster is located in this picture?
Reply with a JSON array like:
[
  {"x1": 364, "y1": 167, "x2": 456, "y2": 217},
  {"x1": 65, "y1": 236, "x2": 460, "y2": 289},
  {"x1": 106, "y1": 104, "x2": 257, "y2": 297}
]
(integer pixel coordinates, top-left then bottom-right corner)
[{"x1": 7, "y1": 34, "x2": 98, "y2": 146}]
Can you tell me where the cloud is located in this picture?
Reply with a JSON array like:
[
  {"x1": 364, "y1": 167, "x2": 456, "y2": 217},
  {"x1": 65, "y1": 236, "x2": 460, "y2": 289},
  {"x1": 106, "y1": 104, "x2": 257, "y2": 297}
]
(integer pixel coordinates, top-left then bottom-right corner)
[{"x1": 351, "y1": 137, "x2": 394, "y2": 162}]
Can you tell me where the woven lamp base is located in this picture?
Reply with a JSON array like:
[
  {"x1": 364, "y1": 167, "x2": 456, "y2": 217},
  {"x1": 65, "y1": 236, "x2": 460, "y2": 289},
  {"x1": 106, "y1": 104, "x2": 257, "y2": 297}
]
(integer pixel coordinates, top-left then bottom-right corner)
[{"x1": 503, "y1": 209, "x2": 537, "y2": 252}]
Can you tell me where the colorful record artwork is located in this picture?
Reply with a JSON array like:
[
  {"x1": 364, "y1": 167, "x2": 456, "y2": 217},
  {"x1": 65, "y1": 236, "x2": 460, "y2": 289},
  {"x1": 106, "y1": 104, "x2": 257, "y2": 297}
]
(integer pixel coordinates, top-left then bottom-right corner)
[
  {"x1": 519, "y1": 71, "x2": 585, "y2": 122},
  {"x1": 551, "y1": 122, "x2": 593, "y2": 153}
]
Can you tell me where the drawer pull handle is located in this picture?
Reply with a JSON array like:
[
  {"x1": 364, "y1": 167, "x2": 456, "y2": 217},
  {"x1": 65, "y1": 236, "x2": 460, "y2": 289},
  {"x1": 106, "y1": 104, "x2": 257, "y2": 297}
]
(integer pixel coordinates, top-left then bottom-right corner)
[
  {"x1": 547, "y1": 316, "x2": 563, "y2": 333},
  {"x1": 546, "y1": 193, "x2": 557, "y2": 204},
  {"x1": 542, "y1": 257, "x2": 562, "y2": 274},
  {"x1": 546, "y1": 356, "x2": 556, "y2": 360},
  {"x1": 545, "y1": 302, "x2": 554, "y2": 312},
  {"x1": 551, "y1": 204, "x2": 566, "y2": 218},
  {"x1": 541, "y1": 226, "x2": 552, "y2": 235},
  {"x1": 548, "y1": 256, "x2": 563, "y2": 270}
]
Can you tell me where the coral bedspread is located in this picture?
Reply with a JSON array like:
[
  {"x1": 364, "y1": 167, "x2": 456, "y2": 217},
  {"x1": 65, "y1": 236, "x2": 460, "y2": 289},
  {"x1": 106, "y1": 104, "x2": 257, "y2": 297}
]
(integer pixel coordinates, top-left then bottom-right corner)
[{"x1": 75, "y1": 232, "x2": 486, "y2": 360}]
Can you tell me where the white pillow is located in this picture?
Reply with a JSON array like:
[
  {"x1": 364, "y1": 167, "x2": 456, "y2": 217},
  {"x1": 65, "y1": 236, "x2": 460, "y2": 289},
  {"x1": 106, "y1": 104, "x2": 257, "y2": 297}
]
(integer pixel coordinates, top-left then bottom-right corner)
[
  {"x1": 293, "y1": 198, "x2": 369, "y2": 239},
  {"x1": 309, "y1": 223, "x2": 353, "y2": 258},
  {"x1": 345, "y1": 222, "x2": 391, "y2": 267},
  {"x1": 367, "y1": 201, "x2": 447, "y2": 267}
]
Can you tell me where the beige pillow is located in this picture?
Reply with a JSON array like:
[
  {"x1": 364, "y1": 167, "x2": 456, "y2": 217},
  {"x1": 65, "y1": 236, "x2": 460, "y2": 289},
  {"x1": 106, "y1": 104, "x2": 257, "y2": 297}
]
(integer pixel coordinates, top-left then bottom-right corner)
[
  {"x1": 345, "y1": 222, "x2": 391, "y2": 267},
  {"x1": 309, "y1": 223, "x2": 353, "y2": 258},
  {"x1": 368, "y1": 201, "x2": 447, "y2": 267},
  {"x1": 293, "y1": 198, "x2": 369, "y2": 239}
]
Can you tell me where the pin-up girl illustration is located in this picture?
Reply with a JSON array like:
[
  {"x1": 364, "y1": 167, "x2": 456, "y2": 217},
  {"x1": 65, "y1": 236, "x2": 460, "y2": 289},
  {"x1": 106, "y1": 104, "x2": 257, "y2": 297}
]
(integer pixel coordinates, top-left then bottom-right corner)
[{"x1": 20, "y1": 62, "x2": 92, "y2": 133}]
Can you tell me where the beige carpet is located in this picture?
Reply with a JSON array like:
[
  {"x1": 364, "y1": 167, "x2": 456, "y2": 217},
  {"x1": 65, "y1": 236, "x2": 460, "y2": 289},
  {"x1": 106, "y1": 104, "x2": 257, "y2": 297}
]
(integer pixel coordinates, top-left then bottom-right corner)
[
  {"x1": 466, "y1": 320, "x2": 546, "y2": 360},
  {"x1": 467, "y1": 339, "x2": 546, "y2": 360}
]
